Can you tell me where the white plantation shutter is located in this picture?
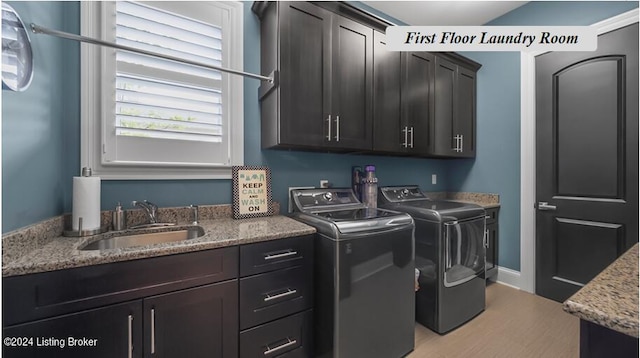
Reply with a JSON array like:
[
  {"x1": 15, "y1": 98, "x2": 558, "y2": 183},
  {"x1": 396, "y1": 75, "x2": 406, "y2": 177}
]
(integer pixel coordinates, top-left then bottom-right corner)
[
  {"x1": 81, "y1": 1, "x2": 244, "y2": 179},
  {"x1": 114, "y1": 1, "x2": 223, "y2": 143}
]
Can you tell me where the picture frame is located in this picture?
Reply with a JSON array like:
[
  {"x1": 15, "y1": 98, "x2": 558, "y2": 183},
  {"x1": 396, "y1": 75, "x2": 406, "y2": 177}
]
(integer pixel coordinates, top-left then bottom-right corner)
[{"x1": 232, "y1": 166, "x2": 275, "y2": 219}]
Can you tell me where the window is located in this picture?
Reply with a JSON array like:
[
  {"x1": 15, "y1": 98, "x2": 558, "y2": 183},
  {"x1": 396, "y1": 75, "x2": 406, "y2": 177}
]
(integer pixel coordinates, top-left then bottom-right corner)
[{"x1": 81, "y1": 1, "x2": 244, "y2": 179}]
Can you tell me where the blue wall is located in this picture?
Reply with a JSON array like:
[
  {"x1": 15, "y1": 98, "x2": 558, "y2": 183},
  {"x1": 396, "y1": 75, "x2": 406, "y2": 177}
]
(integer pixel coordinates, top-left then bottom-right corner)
[
  {"x1": 2, "y1": 1, "x2": 448, "y2": 233},
  {"x1": 2, "y1": 1, "x2": 79, "y2": 232}
]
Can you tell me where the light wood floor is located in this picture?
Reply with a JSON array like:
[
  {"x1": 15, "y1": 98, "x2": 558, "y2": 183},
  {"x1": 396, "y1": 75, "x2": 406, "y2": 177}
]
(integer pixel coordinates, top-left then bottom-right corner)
[{"x1": 408, "y1": 282, "x2": 580, "y2": 358}]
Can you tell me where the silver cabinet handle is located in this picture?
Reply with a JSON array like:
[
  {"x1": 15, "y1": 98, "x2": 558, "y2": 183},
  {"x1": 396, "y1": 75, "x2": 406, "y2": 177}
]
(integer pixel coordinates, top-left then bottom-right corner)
[
  {"x1": 460, "y1": 134, "x2": 464, "y2": 152},
  {"x1": 326, "y1": 115, "x2": 332, "y2": 141},
  {"x1": 264, "y1": 288, "x2": 297, "y2": 302},
  {"x1": 151, "y1": 308, "x2": 156, "y2": 354},
  {"x1": 453, "y1": 135, "x2": 461, "y2": 152},
  {"x1": 128, "y1": 315, "x2": 133, "y2": 358},
  {"x1": 264, "y1": 338, "x2": 297, "y2": 355},
  {"x1": 402, "y1": 126, "x2": 408, "y2": 148},
  {"x1": 264, "y1": 250, "x2": 297, "y2": 261},
  {"x1": 335, "y1": 115, "x2": 340, "y2": 142},
  {"x1": 537, "y1": 202, "x2": 557, "y2": 211},
  {"x1": 409, "y1": 126, "x2": 414, "y2": 148},
  {"x1": 484, "y1": 229, "x2": 489, "y2": 248}
]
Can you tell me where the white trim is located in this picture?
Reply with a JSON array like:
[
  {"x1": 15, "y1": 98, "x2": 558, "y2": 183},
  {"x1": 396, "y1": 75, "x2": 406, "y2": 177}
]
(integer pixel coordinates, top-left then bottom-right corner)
[
  {"x1": 519, "y1": 8, "x2": 639, "y2": 294},
  {"x1": 80, "y1": 1, "x2": 244, "y2": 180},
  {"x1": 495, "y1": 266, "x2": 522, "y2": 290}
]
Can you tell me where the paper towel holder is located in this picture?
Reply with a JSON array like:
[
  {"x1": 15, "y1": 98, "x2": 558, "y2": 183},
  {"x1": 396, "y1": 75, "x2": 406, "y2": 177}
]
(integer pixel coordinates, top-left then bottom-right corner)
[
  {"x1": 65, "y1": 167, "x2": 109, "y2": 237},
  {"x1": 63, "y1": 216, "x2": 109, "y2": 237}
]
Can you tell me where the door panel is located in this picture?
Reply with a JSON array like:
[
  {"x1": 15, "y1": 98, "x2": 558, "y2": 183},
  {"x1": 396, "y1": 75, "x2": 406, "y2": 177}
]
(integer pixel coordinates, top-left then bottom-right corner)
[
  {"x1": 3, "y1": 301, "x2": 142, "y2": 358},
  {"x1": 331, "y1": 16, "x2": 373, "y2": 150},
  {"x1": 280, "y1": 2, "x2": 331, "y2": 147},
  {"x1": 535, "y1": 23, "x2": 638, "y2": 302},
  {"x1": 556, "y1": 57, "x2": 625, "y2": 198},
  {"x1": 372, "y1": 31, "x2": 402, "y2": 153},
  {"x1": 404, "y1": 52, "x2": 435, "y2": 155},
  {"x1": 434, "y1": 57, "x2": 456, "y2": 155},
  {"x1": 554, "y1": 218, "x2": 622, "y2": 284},
  {"x1": 143, "y1": 281, "x2": 238, "y2": 358},
  {"x1": 456, "y1": 67, "x2": 476, "y2": 157}
]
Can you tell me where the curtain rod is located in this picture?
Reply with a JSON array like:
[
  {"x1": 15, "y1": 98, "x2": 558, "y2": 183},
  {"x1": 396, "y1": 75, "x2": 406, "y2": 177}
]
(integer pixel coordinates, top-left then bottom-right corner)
[{"x1": 30, "y1": 23, "x2": 274, "y2": 83}]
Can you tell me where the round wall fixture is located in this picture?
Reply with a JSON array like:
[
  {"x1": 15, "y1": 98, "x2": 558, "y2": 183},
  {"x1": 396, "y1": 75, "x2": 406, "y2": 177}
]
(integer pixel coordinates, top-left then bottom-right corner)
[{"x1": 2, "y1": 3, "x2": 34, "y2": 92}]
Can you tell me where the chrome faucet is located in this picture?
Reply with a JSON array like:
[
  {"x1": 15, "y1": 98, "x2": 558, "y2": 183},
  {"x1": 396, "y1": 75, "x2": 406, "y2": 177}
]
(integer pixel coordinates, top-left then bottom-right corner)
[{"x1": 132, "y1": 200, "x2": 158, "y2": 224}]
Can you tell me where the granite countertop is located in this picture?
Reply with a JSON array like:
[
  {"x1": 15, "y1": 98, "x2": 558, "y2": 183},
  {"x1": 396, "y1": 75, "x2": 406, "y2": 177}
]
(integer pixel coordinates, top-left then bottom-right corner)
[
  {"x1": 427, "y1": 191, "x2": 501, "y2": 209},
  {"x1": 2, "y1": 205, "x2": 315, "y2": 277},
  {"x1": 563, "y1": 243, "x2": 639, "y2": 338}
]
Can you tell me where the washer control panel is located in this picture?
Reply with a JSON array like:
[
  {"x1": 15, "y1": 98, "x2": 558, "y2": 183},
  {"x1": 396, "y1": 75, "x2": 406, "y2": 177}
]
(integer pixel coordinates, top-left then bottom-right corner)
[{"x1": 380, "y1": 186, "x2": 427, "y2": 202}]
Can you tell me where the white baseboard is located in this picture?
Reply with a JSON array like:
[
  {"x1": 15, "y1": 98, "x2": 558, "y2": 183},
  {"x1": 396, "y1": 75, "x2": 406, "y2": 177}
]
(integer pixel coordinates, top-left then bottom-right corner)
[{"x1": 495, "y1": 267, "x2": 522, "y2": 290}]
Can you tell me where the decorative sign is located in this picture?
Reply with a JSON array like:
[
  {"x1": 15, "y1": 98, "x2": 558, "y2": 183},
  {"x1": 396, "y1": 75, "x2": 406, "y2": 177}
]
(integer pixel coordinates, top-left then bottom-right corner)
[{"x1": 232, "y1": 166, "x2": 275, "y2": 219}]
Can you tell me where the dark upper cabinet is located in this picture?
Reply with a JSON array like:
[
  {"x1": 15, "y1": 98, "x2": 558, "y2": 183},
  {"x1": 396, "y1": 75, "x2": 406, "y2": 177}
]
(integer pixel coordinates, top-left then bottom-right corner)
[
  {"x1": 330, "y1": 15, "x2": 373, "y2": 149},
  {"x1": 372, "y1": 31, "x2": 402, "y2": 153},
  {"x1": 373, "y1": 31, "x2": 434, "y2": 155},
  {"x1": 258, "y1": 1, "x2": 372, "y2": 151},
  {"x1": 255, "y1": 1, "x2": 479, "y2": 158},
  {"x1": 433, "y1": 56, "x2": 477, "y2": 157},
  {"x1": 402, "y1": 52, "x2": 435, "y2": 155}
]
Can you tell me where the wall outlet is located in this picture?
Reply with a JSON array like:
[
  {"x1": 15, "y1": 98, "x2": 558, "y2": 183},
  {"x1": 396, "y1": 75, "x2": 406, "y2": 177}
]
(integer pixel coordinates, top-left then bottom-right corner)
[
  {"x1": 287, "y1": 186, "x2": 314, "y2": 213},
  {"x1": 432, "y1": 174, "x2": 437, "y2": 185},
  {"x1": 320, "y1": 179, "x2": 330, "y2": 188}
]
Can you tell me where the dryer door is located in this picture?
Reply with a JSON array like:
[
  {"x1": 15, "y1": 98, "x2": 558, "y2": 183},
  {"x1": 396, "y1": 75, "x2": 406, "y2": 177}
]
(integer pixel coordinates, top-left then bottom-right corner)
[{"x1": 443, "y1": 215, "x2": 486, "y2": 287}]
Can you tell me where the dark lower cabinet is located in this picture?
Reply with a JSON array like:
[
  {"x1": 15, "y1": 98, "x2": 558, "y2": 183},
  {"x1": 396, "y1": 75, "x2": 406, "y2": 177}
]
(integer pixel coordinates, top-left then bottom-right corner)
[
  {"x1": 238, "y1": 236, "x2": 314, "y2": 357},
  {"x1": 3, "y1": 237, "x2": 315, "y2": 358},
  {"x1": 3, "y1": 301, "x2": 143, "y2": 358},
  {"x1": 580, "y1": 320, "x2": 639, "y2": 358},
  {"x1": 143, "y1": 281, "x2": 238, "y2": 358},
  {"x1": 485, "y1": 207, "x2": 500, "y2": 280},
  {"x1": 2, "y1": 247, "x2": 239, "y2": 358},
  {"x1": 239, "y1": 310, "x2": 313, "y2": 358}
]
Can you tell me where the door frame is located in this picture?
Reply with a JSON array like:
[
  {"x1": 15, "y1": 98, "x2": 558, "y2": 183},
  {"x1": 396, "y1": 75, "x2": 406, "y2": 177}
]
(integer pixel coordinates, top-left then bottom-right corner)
[{"x1": 518, "y1": 8, "x2": 639, "y2": 293}]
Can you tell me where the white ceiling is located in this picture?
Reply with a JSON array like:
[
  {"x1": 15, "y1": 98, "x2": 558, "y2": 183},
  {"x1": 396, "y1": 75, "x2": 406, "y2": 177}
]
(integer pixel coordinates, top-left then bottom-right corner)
[{"x1": 361, "y1": 1, "x2": 528, "y2": 26}]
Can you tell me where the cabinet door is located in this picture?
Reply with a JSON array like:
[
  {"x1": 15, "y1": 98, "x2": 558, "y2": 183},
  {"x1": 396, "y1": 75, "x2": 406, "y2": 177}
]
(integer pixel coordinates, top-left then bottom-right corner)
[
  {"x1": 456, "y1": 66, "x2": 476, "y2": 157},
  {"x1": 372, "y1": 31, "x2": 402, "y2": 153},
  {"x1": 330, "y1": 14, "x2": 373, "y2": 150},
  {"x1": 434, "y1": 56, "x2": 457, "y2": 156},
  {"x1": 485, "y1": 223, "x2": 499, "y2": 279},
  {"x1": 403, "y1": 52, "x2": 435, "y2": 155},
  {"x1": 143, "y1": 280, "x2": 238, "y2": 358},
  {"x1": 279, "y1": 2, "x2": 331, "y2": 147},
  {"x1": 3, "y1": 301, "x2": 142, "y2": 358}
]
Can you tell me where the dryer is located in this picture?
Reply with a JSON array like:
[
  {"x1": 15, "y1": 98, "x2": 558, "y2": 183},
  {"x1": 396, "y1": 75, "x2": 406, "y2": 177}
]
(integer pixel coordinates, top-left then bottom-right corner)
[{"x1": 378, "y1": 185, "x2": 486, "y2": 334}]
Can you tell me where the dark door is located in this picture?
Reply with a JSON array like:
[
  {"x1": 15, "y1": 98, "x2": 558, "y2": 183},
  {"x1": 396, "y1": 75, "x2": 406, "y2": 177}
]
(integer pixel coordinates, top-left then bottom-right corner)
[
  {"x1": 279, "y1": 1, "x2": 331, "y2": 147},
  {"x1": 535, "y1": 23, "x2": 639, "y2": 302},
  {"x1": 330, "y1": 14, "x2": 373, "y2": 150},
  {"x1": 143, "y1": 281, "x2": 238, "y2": 358},
  {"x1": 403, "y1": 52, "x2": 435, "y2": 155},
  {"x1": 372, "y1": 30, "x2": 402, "y2": 153},
  {"x1": 3, "y1": 301, "x2": 143, "y2": 358}
]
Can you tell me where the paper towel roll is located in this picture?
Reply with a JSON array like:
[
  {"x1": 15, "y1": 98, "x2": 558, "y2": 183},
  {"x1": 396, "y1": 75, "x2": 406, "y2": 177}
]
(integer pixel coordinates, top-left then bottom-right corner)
[{"x1": 72, "y1": 176, "x2": 101, "y2": 231}]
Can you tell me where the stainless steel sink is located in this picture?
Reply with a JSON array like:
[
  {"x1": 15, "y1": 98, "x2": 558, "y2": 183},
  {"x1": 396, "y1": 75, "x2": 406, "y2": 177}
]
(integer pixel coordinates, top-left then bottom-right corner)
[{"x1": 80, "y1": 226, "x2": 205, "y2": 250}]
